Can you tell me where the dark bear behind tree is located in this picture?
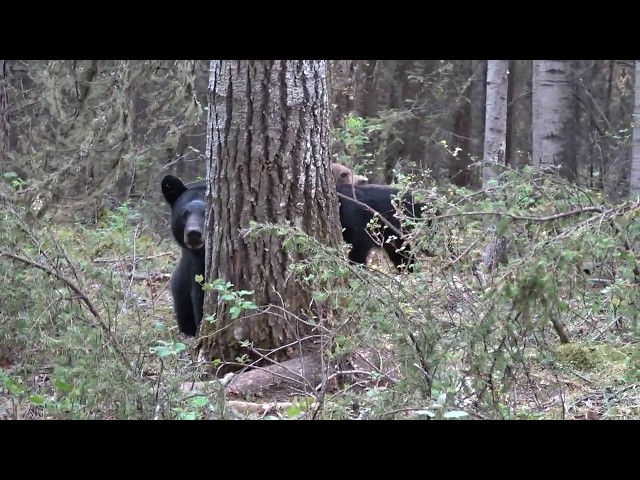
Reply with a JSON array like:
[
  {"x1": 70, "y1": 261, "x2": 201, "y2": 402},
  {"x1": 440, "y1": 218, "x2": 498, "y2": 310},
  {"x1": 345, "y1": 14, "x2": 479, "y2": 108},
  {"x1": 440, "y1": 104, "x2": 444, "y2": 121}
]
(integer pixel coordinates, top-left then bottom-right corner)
[
  {"x1": 336, "y1": 183, "x2": 429, "y2": 272},
  {"x1": 161, "y1": 175, "x2": 206, "y2": 337}
]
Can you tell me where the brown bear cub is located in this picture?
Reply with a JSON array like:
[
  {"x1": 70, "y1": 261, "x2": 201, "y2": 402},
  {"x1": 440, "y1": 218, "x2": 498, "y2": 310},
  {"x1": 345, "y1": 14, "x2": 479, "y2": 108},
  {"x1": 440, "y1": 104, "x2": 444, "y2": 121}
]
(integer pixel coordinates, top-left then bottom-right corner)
[{"x1": 331, "y1": 162, "x2": 369, "y2": 186}]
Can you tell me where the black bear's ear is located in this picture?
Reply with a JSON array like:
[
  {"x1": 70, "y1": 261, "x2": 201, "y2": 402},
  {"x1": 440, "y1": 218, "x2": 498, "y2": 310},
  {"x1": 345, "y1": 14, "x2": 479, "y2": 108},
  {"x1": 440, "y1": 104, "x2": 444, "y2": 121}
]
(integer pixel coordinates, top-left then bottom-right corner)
[{"x1": 162, "y1": 175, "x2": 187, "y2": 205}]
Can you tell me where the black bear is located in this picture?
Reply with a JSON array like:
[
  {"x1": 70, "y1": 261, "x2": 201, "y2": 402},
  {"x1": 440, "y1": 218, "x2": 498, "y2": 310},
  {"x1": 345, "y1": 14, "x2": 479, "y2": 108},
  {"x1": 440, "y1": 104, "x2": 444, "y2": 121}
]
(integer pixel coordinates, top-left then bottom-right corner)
[
  {"x1": 331, "y1": 162, "x2": 369, "y2": 186},
  {"x1": 336, "y1": 183, "x2": 430, "y2": 272},
  {"x1": 161, "y1": 175, "x2": 206, "y2": 337}
]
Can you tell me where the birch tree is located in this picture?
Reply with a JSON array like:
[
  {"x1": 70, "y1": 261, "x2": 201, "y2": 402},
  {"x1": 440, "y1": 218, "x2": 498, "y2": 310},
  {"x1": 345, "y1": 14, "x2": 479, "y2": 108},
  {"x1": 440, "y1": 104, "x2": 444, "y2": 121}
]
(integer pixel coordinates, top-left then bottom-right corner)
[
  {"x1": 482, "y1": 60, "x2": 509, "y2": 271},
  {"x1": 532, "y1": 60, "x2": 578, "y2": 181},
  {"x1": 630, "y1": 59, "x2": 640, "y2": 199}
]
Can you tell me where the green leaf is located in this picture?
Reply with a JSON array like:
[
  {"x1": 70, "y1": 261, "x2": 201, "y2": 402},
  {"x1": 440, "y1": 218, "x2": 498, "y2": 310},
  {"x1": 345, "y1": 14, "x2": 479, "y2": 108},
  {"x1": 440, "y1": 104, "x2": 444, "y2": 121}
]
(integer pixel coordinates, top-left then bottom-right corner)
[
  {"x1": 190, "y1": 396, "x2": 209, "y2": 408},
  {"x1": 153, "y1": 346, "x2": 173, "y2": 357},
  {"x1": 229, "y1": 306, "x2": 242, "y2": 319},
  {"x1": 55, "y1": 379, "x2": 73, "y2": 393},
  {"x1": 30, "y1": 395, "x2": 46, "y2": 405},
  {"x1": 242, "y1": 301, "x2": 257, "y2": 310},
  {"x1": 287, "y1": 405, "x2": 302, "y2": 418}
]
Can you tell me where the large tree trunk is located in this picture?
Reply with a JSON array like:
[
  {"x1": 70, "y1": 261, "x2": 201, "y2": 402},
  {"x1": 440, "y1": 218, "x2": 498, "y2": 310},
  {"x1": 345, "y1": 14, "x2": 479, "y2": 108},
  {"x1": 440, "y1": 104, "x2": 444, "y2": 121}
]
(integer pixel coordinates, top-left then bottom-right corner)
[
  {"x1": 482, "y1": 60, "x2": 509, "y2": 272},
  {"x1": 531, "y1": 60, "x2": 578, "y2": 182},
  {"x1": 630, "y1": 60, "x2": 640, "y2": 199},
  {"x1": 198, "y1": 60, "x2": 344, "y2": 373}
]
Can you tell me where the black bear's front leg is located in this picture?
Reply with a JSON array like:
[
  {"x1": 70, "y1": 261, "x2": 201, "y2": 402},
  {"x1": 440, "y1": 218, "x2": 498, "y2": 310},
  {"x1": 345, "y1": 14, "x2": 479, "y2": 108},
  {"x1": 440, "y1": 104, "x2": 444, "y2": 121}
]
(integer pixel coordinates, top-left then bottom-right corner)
[{"x1": 171, "y1": 255, "x2": 198, "y2": 336}]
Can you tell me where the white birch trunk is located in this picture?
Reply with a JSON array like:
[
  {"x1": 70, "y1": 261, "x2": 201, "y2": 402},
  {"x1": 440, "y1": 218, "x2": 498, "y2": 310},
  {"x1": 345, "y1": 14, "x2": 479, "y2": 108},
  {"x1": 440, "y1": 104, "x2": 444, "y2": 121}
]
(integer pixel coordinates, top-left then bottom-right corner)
[
  {"x1": 482, "y1": 60, "x2": 509, "y2": 272},
  {"x1": 483, "y1": 60, "x2": 509, "y2": 187},
  {"x1": 629, "y1": 60, "x2": 640, "y2": 199},
  {"x1": 531, "y1": 60, "x2": 578, "y2": 181}
]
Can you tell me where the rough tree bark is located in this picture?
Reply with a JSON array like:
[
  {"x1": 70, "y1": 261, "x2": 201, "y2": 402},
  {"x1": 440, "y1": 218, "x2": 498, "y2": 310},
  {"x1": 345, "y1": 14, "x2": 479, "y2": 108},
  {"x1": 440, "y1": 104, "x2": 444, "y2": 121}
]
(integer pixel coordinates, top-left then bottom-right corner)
[
  {"x1": 532, "y1": 60, "x2": 578, "y2": 182},
  {"x1": 198, "y1": 60, "x2": 344, "y2": 376},
  {"x1": 482, "y1": 60, "x2": 509, "y2": 272},
  {"x1": 630, "y1": 60, "x2": 640, "y2": 199}
]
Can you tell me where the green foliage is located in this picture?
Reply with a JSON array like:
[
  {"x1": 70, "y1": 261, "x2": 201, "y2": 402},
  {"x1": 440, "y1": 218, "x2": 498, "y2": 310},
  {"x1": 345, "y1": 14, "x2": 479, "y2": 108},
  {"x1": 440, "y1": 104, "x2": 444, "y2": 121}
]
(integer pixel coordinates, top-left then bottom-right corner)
[
  {"x1": 2, "y1": 171, "x2": 28, "y2": 191},
  {"x1": 244, "y1": 165, "x2": 639, "y2": 419},
  {"x1": 4, "y1": 60, "x2": 208, "y2": 222},
  {"x1": 2, "y1": 159, "x2": 638, "y2": 419},
  {"x1": 200, "y1": 278, "x2": 258, "y2": 322},
  {"x1": 331, "y1": 114, "x2": 377, "y2": 164},
  {"x1": 151, "y1": 340, "x2": 188, "y2": 358},
  {"x1": 0, "y1": 201, "x2": 223, "y2": 420}
]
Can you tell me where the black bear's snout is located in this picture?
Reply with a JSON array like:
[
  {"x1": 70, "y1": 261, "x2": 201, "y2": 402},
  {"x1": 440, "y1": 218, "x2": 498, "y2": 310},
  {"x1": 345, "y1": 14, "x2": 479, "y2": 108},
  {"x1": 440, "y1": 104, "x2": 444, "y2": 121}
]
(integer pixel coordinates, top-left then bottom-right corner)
[{"x1": 185, "y1": 228, "x2": 204, "y2": 249}]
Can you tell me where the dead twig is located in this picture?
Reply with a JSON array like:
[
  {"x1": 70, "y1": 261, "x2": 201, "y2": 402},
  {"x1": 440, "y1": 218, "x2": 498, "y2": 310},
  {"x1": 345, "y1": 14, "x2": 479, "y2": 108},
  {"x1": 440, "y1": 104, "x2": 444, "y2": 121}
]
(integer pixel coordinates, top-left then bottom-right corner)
[{"x1": 2, "y1": 250, "x2": 102, "y2": 319}]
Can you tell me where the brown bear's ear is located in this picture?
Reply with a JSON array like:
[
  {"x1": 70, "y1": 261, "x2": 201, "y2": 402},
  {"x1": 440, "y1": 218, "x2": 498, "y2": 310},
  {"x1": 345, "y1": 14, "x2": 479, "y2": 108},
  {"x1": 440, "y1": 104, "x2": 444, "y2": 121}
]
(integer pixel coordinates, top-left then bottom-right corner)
[{"x1": 161, "y1": 175, "x2": 187, "y2": 205}]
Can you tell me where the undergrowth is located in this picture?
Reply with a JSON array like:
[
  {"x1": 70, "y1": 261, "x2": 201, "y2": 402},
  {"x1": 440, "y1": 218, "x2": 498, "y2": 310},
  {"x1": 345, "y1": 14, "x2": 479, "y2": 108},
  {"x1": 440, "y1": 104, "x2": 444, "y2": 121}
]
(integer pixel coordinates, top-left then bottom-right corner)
[
  {"x1": 1, "y1": 164, "x2": 639, "y2": 420},
  {"x1": 252, "y1": 166, "x2": 640, "y2": 419},
  {"x1": 0, "y1": 201, "x2": 225, "y2": 420}
]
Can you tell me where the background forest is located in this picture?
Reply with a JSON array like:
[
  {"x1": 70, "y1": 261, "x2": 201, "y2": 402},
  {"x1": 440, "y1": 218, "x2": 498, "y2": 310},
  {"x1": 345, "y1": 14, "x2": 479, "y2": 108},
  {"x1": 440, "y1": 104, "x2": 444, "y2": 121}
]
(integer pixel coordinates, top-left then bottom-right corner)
[{"x1": 0, "y1": 60, "x2": 638, "y2": 420}]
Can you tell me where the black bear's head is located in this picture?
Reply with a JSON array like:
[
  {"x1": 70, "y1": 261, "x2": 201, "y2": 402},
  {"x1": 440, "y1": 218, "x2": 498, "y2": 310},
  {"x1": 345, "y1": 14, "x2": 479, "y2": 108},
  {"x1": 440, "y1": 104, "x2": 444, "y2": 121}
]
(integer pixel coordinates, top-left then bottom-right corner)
[{"x1": 161, "y1": 175, "x2": 207, "y2": 251}]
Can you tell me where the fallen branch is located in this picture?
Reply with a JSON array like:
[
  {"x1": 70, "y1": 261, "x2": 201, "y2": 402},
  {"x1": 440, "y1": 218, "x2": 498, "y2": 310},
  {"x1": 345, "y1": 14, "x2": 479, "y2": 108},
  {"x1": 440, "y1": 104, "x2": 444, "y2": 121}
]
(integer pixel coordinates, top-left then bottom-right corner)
[
  {"x1": 437, "y1": 206, "x2": 606, "y2": 222},
  {"x1": 226, "y1": 355, "x2": 325, "y2": 398},
  {"x1": 129, "y1": 272, "x2": 171, "y2": 282},
  {"x1": 92, "y1": 252, "x2": 175, "y2": 263}
]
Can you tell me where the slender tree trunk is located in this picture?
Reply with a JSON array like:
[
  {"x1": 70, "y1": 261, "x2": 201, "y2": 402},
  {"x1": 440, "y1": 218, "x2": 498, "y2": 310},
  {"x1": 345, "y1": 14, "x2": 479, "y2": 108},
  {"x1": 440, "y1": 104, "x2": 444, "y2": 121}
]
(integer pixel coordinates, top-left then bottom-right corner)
[
  {"x1": 450, "y1": 93, "x2": 471, "y2": 187},
  {"x1": 354, "y1": 60, "x2": 378, "y2": 119},
  {"x1": 630, "y1": 60, "x2": 640, "y2": 198},
  {"x1": 450, "y1": 60, "x2": 487, "y2": 188},
  {"x1": 483, "y1": 61, "x2": 509, "y2": 188},
  {"x1": 482, "y1": 60, "x2": 509, "y2": 272},
  {"x1": 531, "y1": 60, "x2": 578, "y2": 182},
  {"x1": 0, "y1": 60, "x2": 8, "y2": 170},
  {"x1": 198, "y1": 60, "x2": 344, "y2": 372},
  {"x1": 328, "y1": 60, "x2": 356, "y2": 130},
  {"x1": 469, "y1": 60, "x2": 487, "y2": 183},
  {"x1": 506, "y1": 60, "x2": 532, "y2": 169}
]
